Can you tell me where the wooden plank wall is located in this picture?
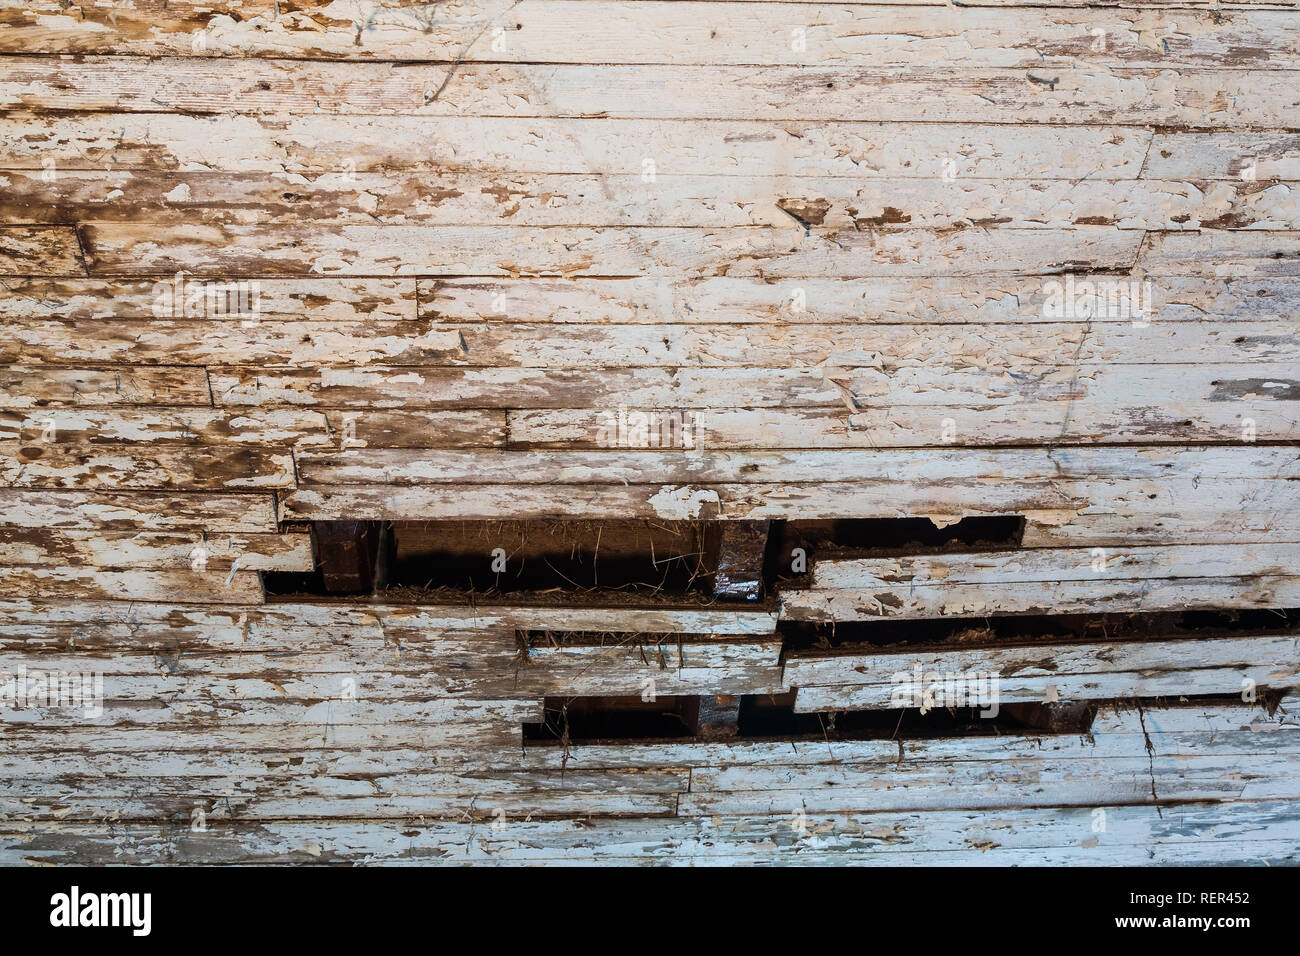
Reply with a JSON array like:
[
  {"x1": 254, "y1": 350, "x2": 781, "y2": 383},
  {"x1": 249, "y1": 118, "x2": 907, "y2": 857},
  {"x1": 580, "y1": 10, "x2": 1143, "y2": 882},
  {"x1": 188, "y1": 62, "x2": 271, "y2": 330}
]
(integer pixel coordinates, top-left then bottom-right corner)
[{"x1": 1, "y1": 0, "x2": 1299, "y2": 865}]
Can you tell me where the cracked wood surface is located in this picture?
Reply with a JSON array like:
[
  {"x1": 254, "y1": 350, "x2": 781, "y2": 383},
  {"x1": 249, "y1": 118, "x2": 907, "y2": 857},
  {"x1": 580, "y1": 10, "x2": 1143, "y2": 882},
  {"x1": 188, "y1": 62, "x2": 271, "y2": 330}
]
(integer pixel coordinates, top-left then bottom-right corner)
[
  {"x1": 1, "y1": 0, "x2": 1298, "y2": 865},
  {"x1": 5, "y1": 3, "x2": 1299, "y2": 68}
]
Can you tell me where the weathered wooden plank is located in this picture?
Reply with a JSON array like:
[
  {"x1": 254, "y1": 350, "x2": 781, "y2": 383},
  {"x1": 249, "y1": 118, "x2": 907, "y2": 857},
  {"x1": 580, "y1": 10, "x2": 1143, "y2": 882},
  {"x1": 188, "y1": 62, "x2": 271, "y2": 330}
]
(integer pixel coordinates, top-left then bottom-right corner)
[
  {"x1": 1092, "y1": 697, "x2": 1300, "y2": 734},
  {"x1": 783, "y1": 632, "x2": 1300, "y2": 691},
  {"x1": 0, "y1": 738, "x2": 1055, "y2": 781},
  {"x1": 688, "y1": 752, "x2": 1300, "y2": 796},
  {"x1": 0, "y1": 634, "x2": 522, "y2": 675},
  {"x1": 793, "y1": 670, "x2": 1300, "y2": 714},
  {"x1": 9, "y1": 720, "x2": 1298, "y2": 782},
  {"x1": 0, "y1": 791, "x2": 679, "y2": 823},
  {"x1": 0, "y1": 490, "x2": 278, "y2": 530},
  {"x1": 3, "y1": 801, "x2": 1298, "y2": 865},
  {"x1": 0, "y1": 566, "x2": 266, "y2": 604},
  {"x1": 8, "y1": 320, "x2": 464, "y2": 366},
  {"x1": 208, "y1": 362, "x2": 1300, "y2": 416},
  {"x1": 45, "y1": 318, "x2": 1277, "y2": 369},
  {"x1": 508, "y1": 376, "x2": 1300, "y2": 446},
  {"x1": 809, "y1": 543, "x2": 1300, "y2": 590},
  {"x1": 6, "y1": 3, "x2": 1298, "y2": 69},
  {"x1": 294, "y1": 446, "x2": 1300, "y2": 485},
  {"x1": 7, "y1": 169, "x2": 1297, "y2": 230},
  {"x1": 782, "y1": 575, "x2": 1300, "y2": 622},
  {"x1": 0, "y1": 407, "x2": 332, "y2": 445},
  {"x1": 322, "y1": 409, "x2": 506, "y2": 448},
  {"x1": 0, "y1": 764, "x2": 688, "y2": 810},
  {"x1": 0, "y1": 599, "x2": 778, "y2": 639},
  {"x1": 78, "y1": 223, "x2": 1144, "y2": 277},
  {"x1": 680, "y1": 753, "x2": 1300, "y2": 814},
  {"x1": 0, "y1": 790, "x2": 666, "y2": 826},
  {"x1": 418, "y1": 275, "x2": 1300, "y2": 324},
  {"x1": 425, "y1": 319, "x2": 1300, "y2": 367},
  {"x1": 206, "y1": 365, "x2": 874, "y2": 410},
  {"x1": 281, "y1": 476, "x2": 1297, "y2": 523},
  {"x1": 0, "y1": 444, "x2": 296, "y2": 489},
  {"x1": 0, "y1": 529, "x2": 311, "y2": 570},
  {"x1": 0, "y1": 694, "x2": 541, "y2": 728},
  {"x1": 32, "y1": 315, "x2": 1290, "y2": 367},
  {"x1": 681, "y1": 759, "x2": 1300, "y2": 811},
  {"x1": 1023, "y1": 508, "x2": 1300, "y2": 546},
  {"x1": 1146, "y1": 132, "x2": 1300, "y2": 180},
  {"x1": 0, "y1": 769, "x2": 689, "y2": 805},
  {"x1": 0, "y1": 277, "x2": 412, "y2": 320},
  {"x1": 0, "y1": 366, "x2": 212, "y2": 408},
  {"x1": 2, "y1": 670, "x2": 533, "y2": 704},
  {"x1": 505, "y1": 639, "x2": 785, "y2": 698},
  {"x1": 4, "y1": 60, "x2": 1297, "y2": 127},
  {"x1": 1142, "y1": 230, "x2": 1300, "y2": 274},
  {"x1": 0, "y1": 114, "x2": 1154, "y2": 179},
  {"x1": 0, "y1": 402, "x2": 497, "y2": 448},
  {"x1": 0, "y1": 638, "x2": 782, "y2": 701},
  {"x1": 4, "y1": 828, "x2": 1294, "y2": 866},
  {"x1": 0, "y1": 224, "x2": 82, "y2": 275},
  {"x1": 0, "y1": 722, "x2": 524, "y2": 756}
]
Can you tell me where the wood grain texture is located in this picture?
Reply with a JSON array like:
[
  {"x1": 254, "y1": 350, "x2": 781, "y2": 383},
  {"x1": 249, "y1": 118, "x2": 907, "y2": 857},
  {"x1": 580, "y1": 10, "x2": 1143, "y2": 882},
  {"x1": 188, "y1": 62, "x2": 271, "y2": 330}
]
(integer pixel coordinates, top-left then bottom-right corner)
[
  {"x1": 0, "y1": 529, "x2": 312, "y2": 570},
  {"x1": 3, "y1": 0, "x2": 1299, "y2": 866},
  {"x1": 4, "y1": 799, "x2": 1298, "y2": 865},
  {"x1": 416, "y1": 276, "x2": 1300, "y2": 324},
  {"x1": 4, "y1": 60, "x2": 1298, "y2": 128},
  {"x1": 10, "y1": 170, "x2": 1298, "y2": 230},
  {"x1": 0, "y1": 599, "x2": 778, "y2": 637},
  {"x1": 77, "y1": 223, "x2": 1146, "y2": 277},
  {"x1": 290, "y1": 446, "x2": 1300, "y2": 484},
  {"x1": 0, "y1": 225, "x2": 83, "y2": 275},
  {"x1": 24, "y1": 319, "x2": 1288, "y2": 367},
  {"x1": 784, "y1": 632, "x2": 1300, "y2": 705},
  {"x1": 0, "y1": 490, "x2": 278, "y2": 530},
  {"x1": 0, "y1": 366, "x2": 212, "y2": 408},
  {"x1": 0, "y1": 115, "x2": 1156, "y2": 178},
  {"x1": 6, "y1": 3, "x2": 1298, "y2": 69}
]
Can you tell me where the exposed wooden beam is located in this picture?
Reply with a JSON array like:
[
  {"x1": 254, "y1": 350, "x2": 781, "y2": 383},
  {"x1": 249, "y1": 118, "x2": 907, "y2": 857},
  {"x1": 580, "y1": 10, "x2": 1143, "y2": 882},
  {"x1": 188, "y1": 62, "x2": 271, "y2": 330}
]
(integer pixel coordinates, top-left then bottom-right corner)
[
  {"x1": 687, "y1": 694, "x2": 742, "y2": 740},
  {"x1": 714, "y1": 520, "x2": 770, "y2": 602},
  {"x1": 312, "y1": 520, "x2": 379, "y2": 594}
]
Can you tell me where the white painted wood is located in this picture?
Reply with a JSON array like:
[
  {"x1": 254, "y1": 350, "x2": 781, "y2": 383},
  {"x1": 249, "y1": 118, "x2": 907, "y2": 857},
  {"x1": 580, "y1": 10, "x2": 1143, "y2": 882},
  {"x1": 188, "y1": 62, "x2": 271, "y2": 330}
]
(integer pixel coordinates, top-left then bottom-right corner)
[
  {"x1": 782, "y1": 576, "x2": 1300, "y2": 622},
  {"x1": 810, "y1": 543, "x2": 1300, "y2": 589},
  {"x1": 78, "y1": 223, "x2": 1145, "y2": 277},
  {"x1": 0, "y1": 599, "x2": 778, "y2": 638},
  {"x1": 0, "y1": 490, "x2": 278, "y2": 531},
  {"x1": 4, "y1": 0, "x2": 1299, "y2": 865},
  {"x1": 0, "y1": 115, "x2": 1154, "y2": 179},
  {"x1": 7, "y1": 3, "x2": 1297, "y2": 69},
  {"x1": 0, "y1": 529, "x2": 312, "y2": 570},
  {"x1": 283, "y1": 476, "x2": 1297, "y2": 522},
  {"x1": 7, "y1": 169, "x2": 1296, "y2": 229},
  {"x1": 418, "y1": 276, "x2": 1300, "y2": 324},
  {"x1": 5, "y1": 60, "x2": 1296, "y2": 128},
  {"x1": 785, "y1": 633, "x2": 1300, "y2": 686},
  {"x1": 680, "y1": 753, "x2": 1300, "y2": 813}
]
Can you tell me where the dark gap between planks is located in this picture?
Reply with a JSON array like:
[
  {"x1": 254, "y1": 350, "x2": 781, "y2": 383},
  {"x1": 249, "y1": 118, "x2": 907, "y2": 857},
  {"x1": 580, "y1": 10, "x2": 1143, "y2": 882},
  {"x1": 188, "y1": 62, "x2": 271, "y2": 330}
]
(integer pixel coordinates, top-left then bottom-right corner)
[{"x1": 262, "y1": 514, "x2": 1025, "y2": 601}]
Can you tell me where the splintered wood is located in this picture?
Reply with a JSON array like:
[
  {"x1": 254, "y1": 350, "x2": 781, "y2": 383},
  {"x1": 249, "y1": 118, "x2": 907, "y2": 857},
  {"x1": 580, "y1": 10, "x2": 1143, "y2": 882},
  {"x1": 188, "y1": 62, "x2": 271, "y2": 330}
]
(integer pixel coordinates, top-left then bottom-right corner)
[{"x1": 0, "y1": 0, "x2": 1298, "y2": 866}]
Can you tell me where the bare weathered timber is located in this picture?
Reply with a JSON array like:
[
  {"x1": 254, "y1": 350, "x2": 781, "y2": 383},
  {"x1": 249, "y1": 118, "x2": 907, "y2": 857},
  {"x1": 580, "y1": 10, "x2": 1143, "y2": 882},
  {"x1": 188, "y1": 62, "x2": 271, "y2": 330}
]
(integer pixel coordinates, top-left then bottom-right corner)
[{"x1": 1, "y1": 0, "x2": 1297, "y2": 867}]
